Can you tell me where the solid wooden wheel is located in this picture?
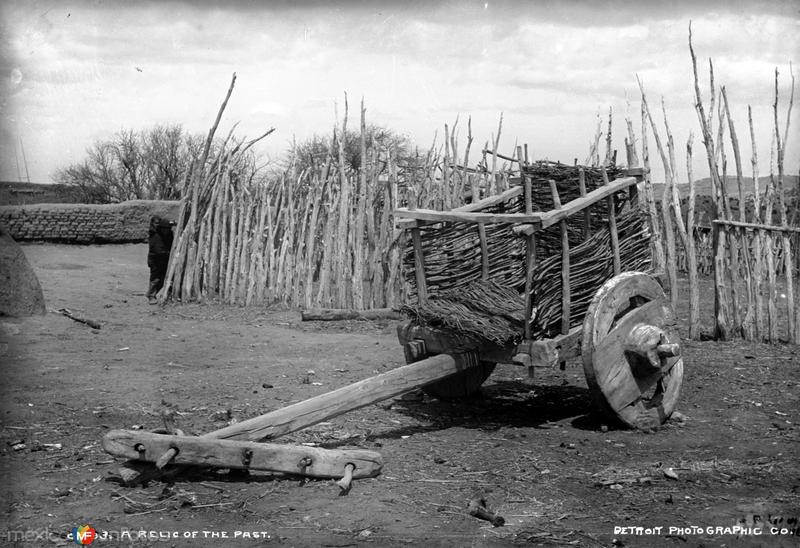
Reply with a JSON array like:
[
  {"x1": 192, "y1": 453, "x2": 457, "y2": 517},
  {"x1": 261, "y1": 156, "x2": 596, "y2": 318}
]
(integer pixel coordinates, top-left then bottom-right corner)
[{"x1": 582, "y1": 272, "x2": 684, "y2": 429}]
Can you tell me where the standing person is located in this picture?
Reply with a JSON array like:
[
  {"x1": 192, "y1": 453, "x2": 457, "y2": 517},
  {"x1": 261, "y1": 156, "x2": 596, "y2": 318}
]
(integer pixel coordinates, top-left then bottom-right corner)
[{"x1": 147, "y1": 216, "x2": 175, "y2": 304}]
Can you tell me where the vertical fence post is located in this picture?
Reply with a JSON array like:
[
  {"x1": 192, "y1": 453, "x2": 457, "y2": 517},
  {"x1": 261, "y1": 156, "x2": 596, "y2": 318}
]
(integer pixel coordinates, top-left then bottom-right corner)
[
  {"x1": 522, "y1": 165, "x2": 535, "y2": 342},
  {"x1": 712, "y1": 221, "x2": 732, "y2": 340},
  {"x1": 549, "y1": 179, "x2": 570, "y2": 373},
  {"x1": 602, "y1": 167, "x2": 622, "y2": 275},
  {"x1": 578, "y1": 168, "x2": 590, "y2": 240}
]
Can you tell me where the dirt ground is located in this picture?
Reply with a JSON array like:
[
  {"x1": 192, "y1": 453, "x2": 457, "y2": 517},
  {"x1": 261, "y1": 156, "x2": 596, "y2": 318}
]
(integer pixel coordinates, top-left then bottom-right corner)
[{"x1": 1, "y1": 243, "x2": 798, "y2": 547}]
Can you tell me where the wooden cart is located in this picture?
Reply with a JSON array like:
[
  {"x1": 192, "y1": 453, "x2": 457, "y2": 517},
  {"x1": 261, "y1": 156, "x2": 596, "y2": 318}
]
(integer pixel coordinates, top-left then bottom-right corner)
[
  {"x1": 393, "y1": 161, "x2": 684, "y2": 430},
  {"x1": 102, "y1": 161, "x2": 684, "y2": 486}
]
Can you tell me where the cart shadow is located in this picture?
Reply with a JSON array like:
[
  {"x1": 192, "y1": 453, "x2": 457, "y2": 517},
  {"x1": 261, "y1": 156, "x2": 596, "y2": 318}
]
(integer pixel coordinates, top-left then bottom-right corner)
[{"x1": 346, "y1": 380, "x2": 612, "y2": 446}]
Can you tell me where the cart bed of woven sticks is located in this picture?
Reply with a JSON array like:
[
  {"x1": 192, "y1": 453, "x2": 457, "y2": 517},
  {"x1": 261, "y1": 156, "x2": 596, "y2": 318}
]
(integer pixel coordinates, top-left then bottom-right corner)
[{"x1": 393, "y1": 161, "x2": 685, "y2": 429}]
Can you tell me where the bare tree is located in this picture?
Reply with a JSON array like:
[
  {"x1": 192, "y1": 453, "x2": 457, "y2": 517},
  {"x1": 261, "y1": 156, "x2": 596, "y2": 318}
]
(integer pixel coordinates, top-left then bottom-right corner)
[
  {"x1": 53, "y1": 124, "x2": 207, "y2": 203},
  {"x1": 143, "y1": 124, "x2": 186, "y2": 199}
]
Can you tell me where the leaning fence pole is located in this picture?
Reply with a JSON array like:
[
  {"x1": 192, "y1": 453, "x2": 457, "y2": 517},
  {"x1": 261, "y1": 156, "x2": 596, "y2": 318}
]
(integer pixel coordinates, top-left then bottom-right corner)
[
  {"x1": 660, "y1": 100, "x2": 690, "y2": 317},
  {"x1": 638, "y1": 84, "x2": 677, "y2": 309},
  {"x1": 352, "y1": 98, "x2": 368, "y2": 310},
  {"x1": 385, "y1": 154, "x2": 402, "y2": 307},
  {"x1": 304, "y1": 168, "x2": 329, "y2": 309},
  {"x1": 685, "y1": 135, "x2": 701, "y2": 339},
  {"x1": 318, "y1": 180, "x2": 341, "y2": 308},
  {"x1": 764, "y1": 169, "x2": 778, "y2": 343},
  {"x1": 747, "y1": 107, "x2": 766, "y2": 341},
  {"x1": 716, "y1": 99, "x2": 743, "y2": 337},
  {"x1": 723, "y1": 88, "x2": 755, "y2": 339},
  {"x1": 335, "y1": 96, "x2": 351, "y2": 308},
  {"x1": 689, "y1": 25, "x2": 731, "y2": 340},
  {"x1": 640, "y1": 101, "x2": 666, "y2": 276},
  {"x1": 773, "y1": 66, "x2": 796, "y2": 342},
  {"x1": 292, "y1": 171, "x2": 313, "y2": 306},
  {"x1": 160, "y1": 73, "x2": 236, "y2": 305}
]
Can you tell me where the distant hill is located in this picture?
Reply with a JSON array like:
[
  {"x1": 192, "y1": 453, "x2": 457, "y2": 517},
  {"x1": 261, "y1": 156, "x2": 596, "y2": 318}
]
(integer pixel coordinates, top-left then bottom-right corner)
[
  {"x1": 652, "y1": 175, "x2": 799, "y2": 227},
  {"x1": 653, "y1": 174, "x2": 799, "y2": 200},
  {"x1": 0, "y1": 181, "x2": 84, "y2": 206}
]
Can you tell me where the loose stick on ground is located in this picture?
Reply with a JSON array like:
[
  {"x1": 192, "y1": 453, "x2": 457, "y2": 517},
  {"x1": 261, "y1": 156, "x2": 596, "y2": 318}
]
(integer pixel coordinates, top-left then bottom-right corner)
[{"x1": 56, "y1": 308, "x2": 101, "y2": 330}]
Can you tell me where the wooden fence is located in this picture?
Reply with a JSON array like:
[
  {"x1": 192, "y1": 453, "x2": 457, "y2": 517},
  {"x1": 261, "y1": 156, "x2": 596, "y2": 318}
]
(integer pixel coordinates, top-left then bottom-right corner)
[
  {"x1": 157, "y1": 75, "x2": 516, "y2": 310},
  {"x1": 675, "y1": 226, "x2": 799, "y2": 278},
  {"x1": 160, "y1": 63, "x2": 798, "y2": 346},
  {"x1": 639, "y1": 33, "x2": 798, "y2": 344}
]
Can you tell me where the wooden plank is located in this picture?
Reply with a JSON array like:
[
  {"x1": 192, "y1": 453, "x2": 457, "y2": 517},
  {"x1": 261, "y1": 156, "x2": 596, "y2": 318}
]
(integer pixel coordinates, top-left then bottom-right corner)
[
  {"x1": 399, "y1": 176, "x2": 638, "y2": 230},
  {"x1": 301, "y1": 308, "x2": 403, "y2": 321},
  {"x1": 602, "y1": 167, "x2": 622, "y2": 275},
  {"x1": 103, "y1": 430, "x2": 383, "y2": 479},
  {"x1": 395, "y1": 186, "x2": 525, "y2": 228},
  {"x1": 477, "y1": 222, "x2": 490, "y2": 281},
  {"x1": 411, "y1": 228, "x2": 428, "y2": 304},
  {"x1": 394, "y1": 208, "x2": 543, "y2": 225},
  {"x1": 712, "y1": 219, "x2": 800, "y2": 234},
  {"x1": 539, "y1": 176, "x2": 638, "y2": 229},
  {"x1": 208, "y1": 353, "x2": 469, "y2": 442},
  {"x1": 453, "y1": 185, "x2": 524, "y2": 212}
]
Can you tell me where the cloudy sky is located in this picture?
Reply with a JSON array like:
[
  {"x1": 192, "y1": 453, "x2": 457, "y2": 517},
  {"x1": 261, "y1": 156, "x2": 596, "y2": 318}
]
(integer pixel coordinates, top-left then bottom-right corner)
[{"x1": 1, "y1": 0, "x2": 798, "y2": 185}]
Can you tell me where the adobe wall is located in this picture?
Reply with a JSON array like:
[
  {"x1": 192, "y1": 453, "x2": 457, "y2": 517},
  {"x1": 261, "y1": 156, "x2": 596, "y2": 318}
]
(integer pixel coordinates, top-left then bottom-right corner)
[{"x1": 0, "y1": 200, "x2": 180, "y2": 243}]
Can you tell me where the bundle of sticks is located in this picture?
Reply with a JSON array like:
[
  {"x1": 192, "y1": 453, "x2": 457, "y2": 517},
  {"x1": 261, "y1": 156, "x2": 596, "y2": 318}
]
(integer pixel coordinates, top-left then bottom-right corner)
[
  {"x1": 530, "y1": 209, "x2": 652, "y2": 339},
  {"x1": 522, "y1": 161, "x2": 630, "y2": 258},
  {"x1": 400, "y1": 280, "x2": 525, "y2": 345},
  {"x1": 402, "y1": 194, "x2": 527, "y2": 298}
]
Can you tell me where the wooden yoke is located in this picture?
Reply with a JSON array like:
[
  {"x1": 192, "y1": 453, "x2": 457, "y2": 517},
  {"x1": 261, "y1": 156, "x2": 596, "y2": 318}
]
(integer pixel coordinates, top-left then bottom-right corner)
[{"x1": 106, "y1": 351, "x2": 484, "y2": 484}]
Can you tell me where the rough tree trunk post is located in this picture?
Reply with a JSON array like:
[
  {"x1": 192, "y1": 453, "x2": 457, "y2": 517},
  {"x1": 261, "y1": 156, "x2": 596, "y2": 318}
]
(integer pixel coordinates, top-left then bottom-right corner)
[{"x1": 689, "y1": 27, "x2": 731, "y2": 339}]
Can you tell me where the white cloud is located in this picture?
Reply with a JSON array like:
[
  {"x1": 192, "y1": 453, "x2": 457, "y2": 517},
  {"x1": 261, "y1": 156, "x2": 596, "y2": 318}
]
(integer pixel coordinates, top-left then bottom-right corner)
[{"x1": 0, "y1": 1, "x2": 797, "y2": 184}]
